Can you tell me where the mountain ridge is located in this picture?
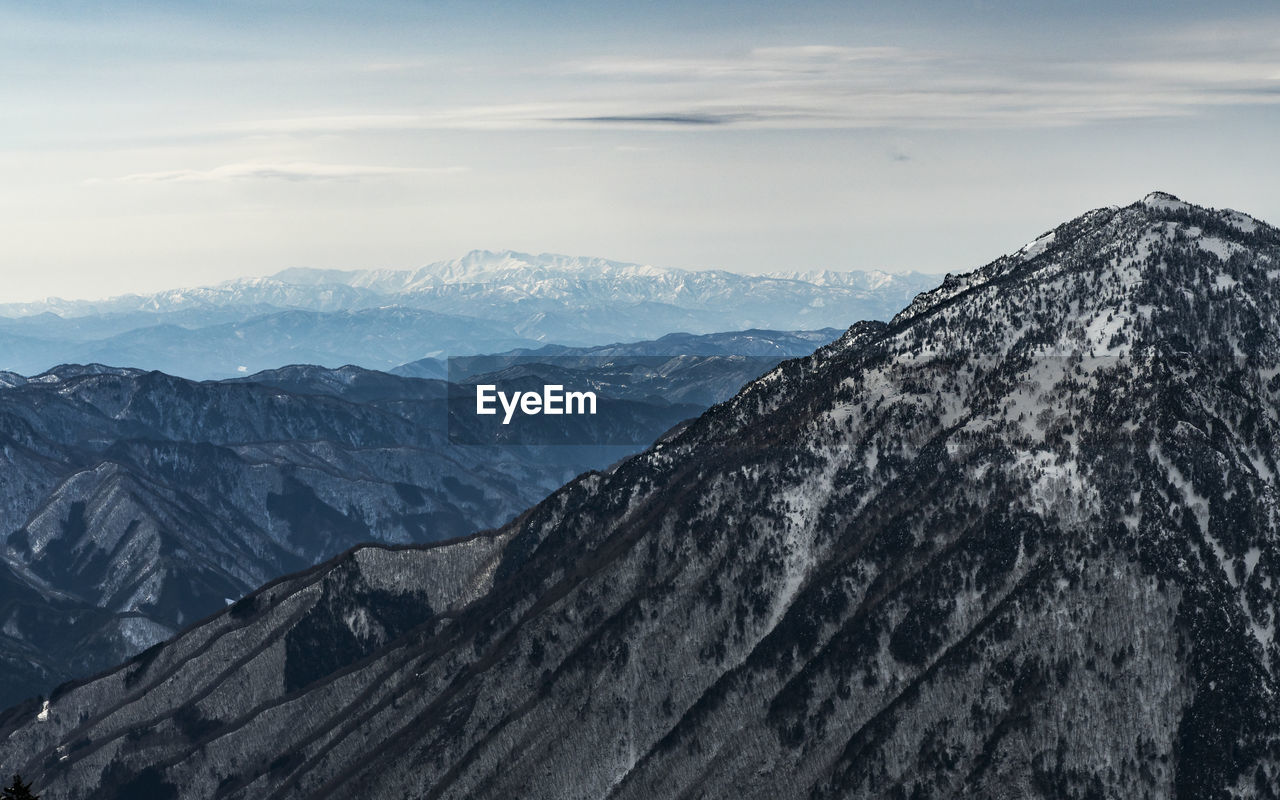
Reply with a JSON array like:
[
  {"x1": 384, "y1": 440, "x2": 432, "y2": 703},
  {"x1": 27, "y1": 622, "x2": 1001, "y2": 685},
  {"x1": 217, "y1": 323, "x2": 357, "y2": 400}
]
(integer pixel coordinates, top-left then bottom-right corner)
[
  {"x1": 5, "y1": 193, "x2": 1280, "y2": 798},
  {"x1": 0, "y1": 251, "x2": 937, "y2": 319},
  {"x1": 0, "y1": 254, "x2": 939, "y2": 380},
  {"x1": 0, "y1": 328, "x2": 836, "y2": 710}
]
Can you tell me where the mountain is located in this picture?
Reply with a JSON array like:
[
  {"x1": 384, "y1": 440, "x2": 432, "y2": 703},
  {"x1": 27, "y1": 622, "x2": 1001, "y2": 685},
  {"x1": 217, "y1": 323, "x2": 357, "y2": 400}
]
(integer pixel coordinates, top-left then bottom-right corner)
[
  {"x1": 0, "y1": 252, "x2": 939, "y2": 380},
  {"x1": 5, "y1": 193, "x2": 1280, "y2": 799},
  {"x1": 391, "y1": 328, "x2": 845, "y2": 404},
  {"x1": 0, "y1": 330, "x2": 834, "y2": 710},
  {"x1": 395, "y1": 327, "x2": 844, "y2": 377},
  {"x1": 0, "y1": 365, "x2": 682, "y2": 711},
  {"x1": 0, "y1": 280, "x2": 389, "y2": 319},
  {"x1": 0, "y1": 308, "x2": 543, "y2": 379},
  {"x1": 276, "y1": 252, "x2": 936, "y2": 315},
  {"x1": 269, "y1": 253, "x2": 937, "y2": 343}
]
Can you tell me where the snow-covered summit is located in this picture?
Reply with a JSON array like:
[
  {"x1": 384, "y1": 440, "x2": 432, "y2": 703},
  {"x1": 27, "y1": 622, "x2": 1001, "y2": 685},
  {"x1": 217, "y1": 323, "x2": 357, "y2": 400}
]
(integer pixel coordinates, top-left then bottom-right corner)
[
  {"x1": 892, "y1": 191, "x2": 1279, "y2": 331},
  {"x1": 267, "y1": 250, "x2": 930, "y2": 296},
  {"x1": 1141, "y1": 190, "x2": 1188, "y2": 212}
]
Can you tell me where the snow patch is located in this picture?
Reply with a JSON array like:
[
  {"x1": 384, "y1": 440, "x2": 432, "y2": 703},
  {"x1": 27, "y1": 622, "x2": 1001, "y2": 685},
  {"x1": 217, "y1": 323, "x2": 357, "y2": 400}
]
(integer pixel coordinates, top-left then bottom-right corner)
[
  {"x1": 1197, "y1": 236, "x2": 1241, "y2": 261},
  {"x1": 1142, "y1": 192, "x2": 1190, "y2": 213},
  {"x1": 1019, "y1": 231, "x2": 1056, "y2": 260},
  {"x1": 1223, "y1": 209, "x2": 1260, "y2": 234}
]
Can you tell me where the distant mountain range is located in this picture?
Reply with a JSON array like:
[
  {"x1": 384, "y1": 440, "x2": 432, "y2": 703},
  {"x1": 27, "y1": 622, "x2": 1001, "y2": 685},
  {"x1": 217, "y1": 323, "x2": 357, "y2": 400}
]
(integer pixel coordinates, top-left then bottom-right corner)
[
  {"x1": 0, "y1": 252, "x2": 939, "y2": 379},
  {"x1": 0, "y1": 328, "x2": 839, "y2": 709},
  {"x1": 5, "y1": 194, "x2": 1278, "y2": 798},
  {"x1": 393, "y1": 328, "x2": 843, "y2": 383}
]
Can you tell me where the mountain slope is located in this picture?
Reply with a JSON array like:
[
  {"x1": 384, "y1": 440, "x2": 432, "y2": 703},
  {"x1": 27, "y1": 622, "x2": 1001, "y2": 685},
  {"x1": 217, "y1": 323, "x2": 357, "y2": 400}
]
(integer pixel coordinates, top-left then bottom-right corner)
[
  {"x1": 0, "y1": 333, "x2": 829, "y2": 710},
  {"x1": 4, "y1": 194, "x2": 1280, "y2": 799},
  {"x1": 0, "y1": 365, "x2": 687, "y2": 710}
]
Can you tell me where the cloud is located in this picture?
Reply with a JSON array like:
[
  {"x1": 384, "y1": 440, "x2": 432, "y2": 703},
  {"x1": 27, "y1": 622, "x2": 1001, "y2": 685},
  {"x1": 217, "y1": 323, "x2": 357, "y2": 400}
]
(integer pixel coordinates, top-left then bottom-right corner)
[
  {"x1": 555, "y1": 113, "x2": 748, "y2": 126},
  {"x1": 359, "y1": 60, "x2": 429, "y2": 73},
  {"x1": 144, "y1": 28, "x2": 1280, "y2": 142},
  {"x1": 541, "y1": 41, "x2": 1280, "y2": 130},
  {"x1": 217, "y1": 115, "x2": 429, "y2": 135},
  {"x1": 562, "y1": 46, "x2": 915, "y2": 81},
  {"x1": 113, "y1": 162, "x2": 468, "y2": 183},
  {"x1": 1144, "y1": 20, "x2": 1280, "y2": 57}
]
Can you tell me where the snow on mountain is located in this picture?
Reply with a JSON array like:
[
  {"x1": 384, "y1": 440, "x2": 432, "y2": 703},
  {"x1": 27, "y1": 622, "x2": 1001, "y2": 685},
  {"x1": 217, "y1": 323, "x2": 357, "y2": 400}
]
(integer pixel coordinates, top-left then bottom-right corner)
[
  {"x1": 0, "y1": 364, "x2": 698, "y2": 711},
  {"x1": 265, "y1": 250, "x2": 938, "y2": 313},
  {"x1": 0, "y1": 326, "x2": 839, "y2": 711},
  {"x1": 0, "y1": 252, "x2": 941, "y2": 379},
  {"x1": 0, "y1": 370, "x2": 26, "y2": 388},
  {"x1": 5, "y1": 194, "x2": 1280, "y2": 798},
  {"x1": 0, "y1": 251, "x2": 936, "y2": 320},
  {"x1": 277, "y1": 251, "x2": 696, "y2": 293}
]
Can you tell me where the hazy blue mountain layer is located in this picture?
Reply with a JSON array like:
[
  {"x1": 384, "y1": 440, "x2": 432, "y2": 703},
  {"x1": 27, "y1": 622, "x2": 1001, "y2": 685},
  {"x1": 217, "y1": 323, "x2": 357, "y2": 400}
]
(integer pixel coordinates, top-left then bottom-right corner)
[
  {"x1": 0, "y1": 252, "x2": 938, "y2": 379},
  {"x1": 394, "y1": 327, "x2": 844, "y2": 381}
]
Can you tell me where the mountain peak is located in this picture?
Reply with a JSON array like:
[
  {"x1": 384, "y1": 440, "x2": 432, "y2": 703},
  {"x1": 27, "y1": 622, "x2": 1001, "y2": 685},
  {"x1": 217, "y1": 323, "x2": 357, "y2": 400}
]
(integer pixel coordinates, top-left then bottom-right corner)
[{"x1": 1140, "y1": 190, "x2": 1190, "y2": 212}]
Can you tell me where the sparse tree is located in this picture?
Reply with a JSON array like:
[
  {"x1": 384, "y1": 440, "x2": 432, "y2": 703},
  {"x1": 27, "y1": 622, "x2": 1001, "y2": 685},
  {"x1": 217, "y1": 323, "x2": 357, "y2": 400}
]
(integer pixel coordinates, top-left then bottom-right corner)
[{"x1": 1, "y1": 774, "x2": 38, "y2": 800}]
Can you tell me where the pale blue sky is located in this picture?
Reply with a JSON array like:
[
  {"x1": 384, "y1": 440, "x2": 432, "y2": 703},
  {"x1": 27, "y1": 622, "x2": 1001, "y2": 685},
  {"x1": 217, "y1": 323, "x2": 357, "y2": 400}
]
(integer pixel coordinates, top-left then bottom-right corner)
[{"x1": 1, "y1": 1, "x2": 1277, "y2": 301}]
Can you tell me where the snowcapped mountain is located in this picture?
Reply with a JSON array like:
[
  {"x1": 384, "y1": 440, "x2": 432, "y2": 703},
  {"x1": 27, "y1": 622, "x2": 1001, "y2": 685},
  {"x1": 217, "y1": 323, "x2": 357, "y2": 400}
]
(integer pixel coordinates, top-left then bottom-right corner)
[
  {"x1": 0, "y1": 252, "x2": 939, "y2": 379},
  {"x1": 760, "y1": 268, "x2": 916, "y2": 289},
  {"x1": 273, "y1": 251, "x2": 674, "y2": 292},
  {"x1": 0, "y1": 251, "x2": 937, "y2": 320},
  {"x1": 6, "y1": 193, "x2": 1279, "y2": 798},
  {"x1": 0, "y1": 280, "x2": 387, "y2": 319},
  {"x1": 264, "y1": 251, "x2": 938, "y2": 331}
]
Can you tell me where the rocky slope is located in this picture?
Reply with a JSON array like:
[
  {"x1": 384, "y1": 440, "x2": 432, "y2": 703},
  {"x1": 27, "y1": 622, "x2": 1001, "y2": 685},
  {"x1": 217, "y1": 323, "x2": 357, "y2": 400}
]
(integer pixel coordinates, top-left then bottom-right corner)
[
  {"x1": 0, "y1": 332, "x2": 830, "y2": 710},
  {"x1": 0, "y1": 353, "x2": 771, "y2": 710},
  {"x1": 4, "y1": 193, "x2": 1280, "y2": 799},
  {"x1": 0, "y1": 365, "x2": 556, "y2": 710}
]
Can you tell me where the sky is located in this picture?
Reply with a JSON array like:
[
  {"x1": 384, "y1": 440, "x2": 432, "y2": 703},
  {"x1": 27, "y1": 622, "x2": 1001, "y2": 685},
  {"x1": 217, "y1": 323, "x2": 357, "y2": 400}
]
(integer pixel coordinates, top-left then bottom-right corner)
[{"x1": 1, "y1": 0, "x2": 1277, "y2": 302}]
